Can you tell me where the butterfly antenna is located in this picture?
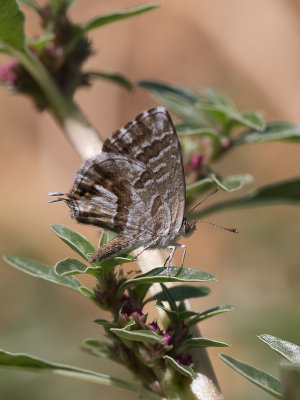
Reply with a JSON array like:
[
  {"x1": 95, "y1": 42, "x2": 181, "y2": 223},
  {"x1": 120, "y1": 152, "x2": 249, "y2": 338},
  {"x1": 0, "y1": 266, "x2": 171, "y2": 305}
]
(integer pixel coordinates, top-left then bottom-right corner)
[
  {"x1": 186, "y1": 187, "x2": 219, "y2": 218},
  {"x1": 196, "y1": 219, "x2": 238, "y2": 234},
  {"x1": 47, "y1": 192, "x2": 68, "y2": 204}
]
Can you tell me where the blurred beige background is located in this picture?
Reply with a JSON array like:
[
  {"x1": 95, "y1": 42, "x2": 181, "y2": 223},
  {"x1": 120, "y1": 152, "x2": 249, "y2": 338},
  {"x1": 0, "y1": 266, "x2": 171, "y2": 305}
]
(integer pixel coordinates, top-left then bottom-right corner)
[{"x1": 1, "y1": 1, "x2": 300, "y2": 399}]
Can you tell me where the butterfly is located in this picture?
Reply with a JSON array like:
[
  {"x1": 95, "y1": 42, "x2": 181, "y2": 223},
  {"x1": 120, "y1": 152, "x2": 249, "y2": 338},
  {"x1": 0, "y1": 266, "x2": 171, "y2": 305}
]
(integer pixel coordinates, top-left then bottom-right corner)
[{"x1": 49, "y1": 107, "x2": 202, "y2": 267}]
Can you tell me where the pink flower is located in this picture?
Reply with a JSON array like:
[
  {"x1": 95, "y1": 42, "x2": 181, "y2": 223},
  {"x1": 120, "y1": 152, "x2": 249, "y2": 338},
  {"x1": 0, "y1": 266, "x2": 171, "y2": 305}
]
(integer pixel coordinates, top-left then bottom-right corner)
[{"x1": 0, "y1": 65, "x2": 17, "y2": 85}]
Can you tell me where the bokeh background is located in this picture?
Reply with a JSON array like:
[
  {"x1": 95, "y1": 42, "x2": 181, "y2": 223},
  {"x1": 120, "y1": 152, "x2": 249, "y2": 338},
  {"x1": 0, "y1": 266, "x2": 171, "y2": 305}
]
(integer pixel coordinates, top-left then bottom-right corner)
[{"x1": 1, "y1": 0, "x2": 300, "y2": 399}]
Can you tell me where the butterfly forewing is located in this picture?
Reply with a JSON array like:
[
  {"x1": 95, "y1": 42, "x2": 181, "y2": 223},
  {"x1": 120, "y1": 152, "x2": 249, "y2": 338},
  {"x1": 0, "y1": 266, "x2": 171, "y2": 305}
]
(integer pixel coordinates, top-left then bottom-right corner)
[{"x1": 102, "y1": 107, "x2": 186, "y2": 234}]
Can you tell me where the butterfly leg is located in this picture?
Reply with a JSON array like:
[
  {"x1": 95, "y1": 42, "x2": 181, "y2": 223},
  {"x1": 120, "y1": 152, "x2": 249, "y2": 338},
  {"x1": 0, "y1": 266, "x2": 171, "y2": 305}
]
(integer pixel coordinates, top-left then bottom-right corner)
[
  {"x1": 132, "y1": 239, "x2": 158, "y2": 261},
  {"x1": 163, "y1": 245, "x2": 176, "y2": 275},
  {"x1": 177, "y1": 243, "x2": 187, "y2": 268}
]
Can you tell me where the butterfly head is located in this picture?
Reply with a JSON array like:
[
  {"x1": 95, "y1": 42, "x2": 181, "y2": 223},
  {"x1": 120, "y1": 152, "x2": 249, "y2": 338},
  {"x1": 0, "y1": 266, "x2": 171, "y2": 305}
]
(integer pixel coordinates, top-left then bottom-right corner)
[
  {"x1": 48, "y1": 189, "x2": 85, "y2": 220},
  {"x1": 181, "y1": 218, "x2": 197, "y2": 238}
]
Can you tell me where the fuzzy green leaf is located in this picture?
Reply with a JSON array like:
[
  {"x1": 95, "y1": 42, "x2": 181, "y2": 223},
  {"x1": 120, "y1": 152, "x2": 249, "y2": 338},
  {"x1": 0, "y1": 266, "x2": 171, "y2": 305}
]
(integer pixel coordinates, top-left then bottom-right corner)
[
  {"x1": 83, "y1": 340, "x2": 112, "y2": 359},
  {"x1": 94, "y1": 319, "x2": 117, "y2": 329},
  {"x1": 50, "y1": 224, "x2": 95, "y2": 261},
  {"x1": 0, "y1": 0, "x2": 25, "y2": 51},
  {"x1": 177, "y1": 127, "x2": 222, "y2": 146},
  {"x1": 26, "y1": 33, "x2": 54, "y2": 50},
  {"x1": 238, "y1": 110, "x2": 266, "y2": 131},
  {"x1": 155, "y1": 301, "x2": 180, "y2": 328},
  {"x1": 181, "y1": 337, "x2": 229, "y2": 350},
  {"x1": 159, "y1": 283, "x2": 177, "y2": 311},
  {"x1": 82, "y1": 3, "x2": 160, "y2": 32},
  {"x1": 0, "y1": 350, "x2": 162, "y2": 400},
  {"x1": 195, "y1": 101, "x2": 265, "y2": 131},
  {"x1": 110, "y1": 328, "x2": 164, "y2": 344},
  {"x1": 145, "y1": 285, "x2": 210, "y2": 304},
  {"x1": 86, "y1": 71, "x2": 132, "y2": 90},
  {"x1": 138, "y1": 80, "x2": 197, "y2": 102},
  {"x1": 54, "y1": 258, "x2": 101, "y2": 276},
  {"x1": 202, "y1": 88, "x2": 235, "y2": 110},
  {"x1": 3, "y1": 255, "x2": 87, "y2": 293},
  {"x1": 138, "y1": 81, "x2": 204, "y2": 126},
  {"x1": 178, "y1": 311, "x2": 199, "y2": 320},
  {"x1": 236, "y1": 122, "x2": 300, "y2": 145},
  {"x1": 194, "y1": 178, "x2": 300, "y2": 218},
  {"x1": 258, "y1": 335, "x2": 300, "y2": 364},
  {"x1": 186, "y1": 173, "x2": 253, "y2": 199},
  {"x1": 163, "y1": 355, "x2": 196, "y2": 379},
  {"x1": 120, "y1": 267, "x2": 216, "y2": 291},
  {"x1": 219, "y1": 354, "x2": 282, "y2": 398},
  {"x1": 188, "y1": 305, "x2": 235, "y2": 327},
  {"x1": 98, "y1": 230, "x2": 118, "y2": 247}
]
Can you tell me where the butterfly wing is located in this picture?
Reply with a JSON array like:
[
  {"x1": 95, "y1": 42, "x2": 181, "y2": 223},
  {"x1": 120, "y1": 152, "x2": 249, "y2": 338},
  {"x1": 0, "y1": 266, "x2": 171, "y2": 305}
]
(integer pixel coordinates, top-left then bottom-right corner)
[
  {"x1": 64, "y1": 106, "x2": 185, "y2": 259},
  {"x1": 102, "y1": 106, "x2": 186, "y2": 235},
  {"x1": 67, "y1": 152, "x2": 171, "y2": 241}
]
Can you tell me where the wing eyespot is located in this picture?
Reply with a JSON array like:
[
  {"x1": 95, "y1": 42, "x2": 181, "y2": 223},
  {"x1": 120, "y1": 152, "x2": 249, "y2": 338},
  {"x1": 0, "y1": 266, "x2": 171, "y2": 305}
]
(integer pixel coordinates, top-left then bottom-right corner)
[{"x1": 77, "y1": 188, "x2": 86, "y2": 197}]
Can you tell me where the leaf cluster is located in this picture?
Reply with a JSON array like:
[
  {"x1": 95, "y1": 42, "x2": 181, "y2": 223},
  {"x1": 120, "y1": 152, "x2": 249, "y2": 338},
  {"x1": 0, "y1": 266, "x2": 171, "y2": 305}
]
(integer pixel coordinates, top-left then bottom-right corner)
[
  {"x1": 4, "y1": 224, "x2": 234, "y2": 393},
  {"x1": 0, "y1": 0, "x2": 160, "y2": 109},
  {"x1": 139, "y1": 81, "x2": 300, "y2": 216}
]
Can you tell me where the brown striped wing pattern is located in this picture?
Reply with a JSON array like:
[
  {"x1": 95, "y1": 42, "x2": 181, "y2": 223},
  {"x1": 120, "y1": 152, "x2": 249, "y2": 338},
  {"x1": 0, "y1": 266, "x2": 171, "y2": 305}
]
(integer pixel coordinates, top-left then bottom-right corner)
[{"x1": 62, "y1": 107, "x2": 186, "y2": 261}]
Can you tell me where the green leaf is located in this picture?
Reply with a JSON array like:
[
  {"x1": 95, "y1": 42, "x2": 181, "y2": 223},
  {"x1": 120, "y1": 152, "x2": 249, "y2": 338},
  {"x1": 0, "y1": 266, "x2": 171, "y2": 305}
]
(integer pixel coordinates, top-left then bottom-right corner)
[
  {"x1": 159, "y1": 283, "x2": 177, "y2": 311},
  {"x1": 238, "y1": 110, "x2": 266, "y2": 131},
  {"x1": 83, "y1": 340, "x2": 112, "y2": 359},
  {"x1": 210, "y1": 173, "x2": 254, "y2": 192},
  {"x1": 18, "y1": 0, "x2": 40, "y2": 13},
  {"x1": 26, "y1": 33, "x2": 54, "y2": 51},
  {"x1": 177, "y1": 127, "x2": 222, "y2": 147},
  {"x1": 0, "y1": 350, "x2": 162, "y2": 400},
  {"x1": 0, "y1": 0, "x2": 25, "y2": 51},
  {"x1": 219, "y1": 354, "x2": 282, "y2": 398},
  {"x1": 86, "y1": 71, "x2": 132, "y2": 91},
  {"x1": 120, "y1": 267, "x2": 216, "y2": 291},
  {"x1": 138, "y1": 80, "x2": 204, "y2": 126},
  {"x1": 145, "y1": 285, "x2": 210, "y2": 304},
  {"x1": 195, "y1": 178, "x2": 300, "y2": 218},
  {"x1": 186, "y1": 173, "x2": 254, "y2": 199},
  {"x1": 50, "y1": 0, "x2": 75, "y2": 14},
  {"x1": 202, "y1": 88, "x2": 235, "y2": 110},
  {"x1": 155, "y1": 301, "x2": 180, "y2": 328},
  {"x1": 236, "y1": 122, "x2": 300, "y2": 145},
  {"x1": 138, "y1": 80, "x2": 197, "y2": 102},
  {"x1": 110, "y1": 328, "x2": 164, "y2": 344},
  {"x1": 54, "y1": 258, "x2": 101, "y2": 276},
  {"x1": 195, "y1": 103, "x2": 230, "y2": 126},
  {"x1": 50, "y1": 224, "x2": 95, "y2": 261},
  {"x1": 178, "y1": 310, "x2": 199, "y2": 320},
  {"x1": 3, "y1": 255, "x2": 87, "y2": 295},
  {"x1": 181, "y1": 337, "x2": 229, "y2": 351},
  {"x1": 94, "y1": 319, "x2": 117, "y2": 329},
  {"x1": 100, "y1": 255, "x2": 135, "y2": 269},
  {"x1": 188, "y1": 305, "x2": 235, "y2": 327},
  {"x1": 258, "y1": 335, "x2": 300, "y2": 364},
  {"x1": 163, "y1": 355, "x2": 196, "y2": 379},
  {"x1": 82, "y1": 3, "x2": 160, "y2": 32},
  {"x1": 98, "y1": 230, "x2": 118, "y2": 247}
]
